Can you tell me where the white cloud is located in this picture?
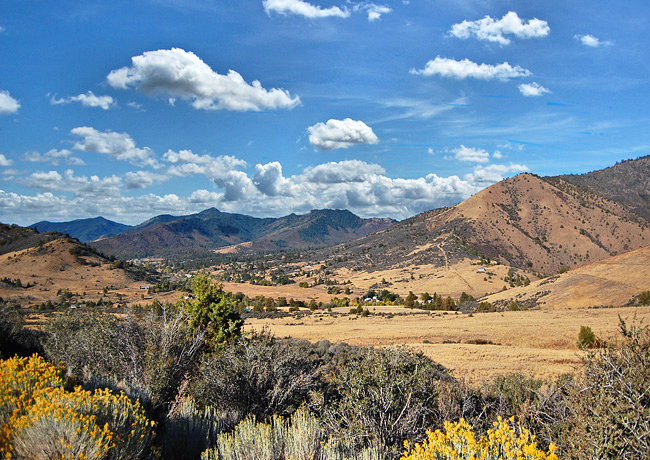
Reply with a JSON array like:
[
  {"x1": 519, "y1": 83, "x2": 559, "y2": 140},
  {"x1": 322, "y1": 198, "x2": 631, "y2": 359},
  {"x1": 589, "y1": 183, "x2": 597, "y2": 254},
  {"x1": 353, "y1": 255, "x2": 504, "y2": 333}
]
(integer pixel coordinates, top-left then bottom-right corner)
[
  {"x1": 353, "y1": 2, "x2": 392, "y2": 21},
  {"x1": 2, "y1": 154, "x2": 530, "y2": 224},
  {"x1": 253, "y1": 162, "x2": 294, "y2": 196},
  {"x1": 22, "y1": 169, "x2": 122, "y2": 197},
  {"x1": 411, "y1": 57, "x2": 530, "y2": 81},
  {"x1": 308, "y1": 118, "x2": 379, "y2": 150},
  {"x1": 163, "y1": 149, "x2": 253, "y2": 202},
  {"x1": 23, "y1": 149, "x2": 85, "y2": 166},
  {"x1": 452, "y1": 145, "x2": 490, "y2": 163},
  {"x1": 125, "y1": 171, "x2": 167, "y2": 189},
  {"x1": 464, "y1": 164, "x2": 529, "y2": 186},
  {"x1": 450, "y1": 11, "x2": 549, "y2": 45},
  {"x1": 263, "y1": 0, "x2": 350, "y2": 18},
  {"x1": 107, "y1": 48, "x2": 300, "y2": 111},
  {"x1": 518, "y1": 82, "x2": 550, "y2": 97},
  {"x1": 0, "y1": 90, "x2": 20, "y2": 115},
  {"x1": 50, "y1": 91, "x2": 115, "y2": 110},
  {"x1": 492, "y1": 151, "x2": 503, "y2": 159},
  {"x1": 163, "y1": 149, "x2": 247, "y2": 178},
  {"x1": 0, "y1": 154, "x2": 13, "y2": 167},
  {"x1": 302, "y1": 160, "x2": 385, "y2": 183},
  {"x1": 70, "y1": 126, "x2": 159, "y2": 169},
  {"x1": 0, "y1": 26, "x2": 5, "y2": 33},
  {"x1": 574, "y1": 34, "x2": 611, "y2": 47}
]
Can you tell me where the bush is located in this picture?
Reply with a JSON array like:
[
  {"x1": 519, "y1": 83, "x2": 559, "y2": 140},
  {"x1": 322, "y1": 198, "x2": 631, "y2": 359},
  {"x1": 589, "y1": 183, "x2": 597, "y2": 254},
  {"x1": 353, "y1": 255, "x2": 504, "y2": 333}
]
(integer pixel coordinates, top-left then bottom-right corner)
[
  {"x1": 161, "y1": 396, "x2": 227, "y2": 460},
  {"x1": 0, "y1": 354, "x2": 156, "y2": 459},
  {"x1": 190, "y1": 331, "x2": 325, "y2": 424},
  {"x1": 0, "y1": 304, "x2": 44, "y2": 358},
  {"x1": 562, "y1": 319, "x2": 650, "y2": 458},
  {"x1": 321, "y1": 347, "x2": 452, "y2": 455},
  {"x1": 577, "y1": 325, "x2": 596, "y2": 348},
  {"x1": 401, "y1": 417, "x2": 558, "y2": 460},
  {"x1": 201, "y1": 408, "x2": 387, "y2": 460},
  {"x1": 638, "y1": 290, "x2": 650, "y2": 305},
  {"x1": 185, "y1": 273, "x2": 243, "y2": 351},
  {"x1": 44, "y1": 307, "x2": 205, "y2": 415}
]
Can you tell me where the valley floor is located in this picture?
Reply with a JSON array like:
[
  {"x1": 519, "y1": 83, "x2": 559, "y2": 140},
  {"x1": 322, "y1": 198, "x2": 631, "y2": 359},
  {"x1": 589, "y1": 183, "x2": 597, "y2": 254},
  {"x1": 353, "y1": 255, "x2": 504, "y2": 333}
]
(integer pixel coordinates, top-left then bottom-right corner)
[{"x1": 246, "y1": 305, "x2": 650, "y2": 383}]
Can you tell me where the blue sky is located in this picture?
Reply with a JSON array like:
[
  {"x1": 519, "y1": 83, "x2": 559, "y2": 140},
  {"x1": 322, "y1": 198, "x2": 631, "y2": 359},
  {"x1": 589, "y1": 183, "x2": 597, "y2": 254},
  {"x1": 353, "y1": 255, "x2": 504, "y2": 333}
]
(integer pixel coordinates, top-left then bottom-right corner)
[{"x1": 1, "y1": 0, "x2": 649, "y2": 225}]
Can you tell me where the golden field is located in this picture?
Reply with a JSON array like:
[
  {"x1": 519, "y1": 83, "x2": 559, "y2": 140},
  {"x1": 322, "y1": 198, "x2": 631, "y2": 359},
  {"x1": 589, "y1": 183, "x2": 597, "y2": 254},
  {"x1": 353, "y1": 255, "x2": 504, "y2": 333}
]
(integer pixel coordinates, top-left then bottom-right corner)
[{"x1": 246, "y1": 305, "x2": 650, "y2": 383}]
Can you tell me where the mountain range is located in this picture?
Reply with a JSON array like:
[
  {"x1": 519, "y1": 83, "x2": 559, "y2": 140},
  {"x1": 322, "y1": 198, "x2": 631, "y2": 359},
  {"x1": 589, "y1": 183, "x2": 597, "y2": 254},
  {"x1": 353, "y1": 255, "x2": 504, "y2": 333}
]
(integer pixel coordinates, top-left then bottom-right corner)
[
  {"x1": 90, "y1": 208, "x2": 395, "y2": 259},
  {"x1": 25, "y1": 155, "x2": 650, "y2": 274}
]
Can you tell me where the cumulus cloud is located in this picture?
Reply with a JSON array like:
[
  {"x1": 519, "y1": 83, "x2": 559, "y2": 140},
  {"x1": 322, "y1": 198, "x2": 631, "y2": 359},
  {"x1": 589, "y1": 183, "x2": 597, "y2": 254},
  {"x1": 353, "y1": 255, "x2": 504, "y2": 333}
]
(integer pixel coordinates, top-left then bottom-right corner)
[
  {"x1": 125, "y1": 171, "x2": 167, "y2": 189},
  {"x1": 263, "y1": 0, "x2": 350, "y2": 18},
  {"x1": 50, "y1": 91, "x2": 115, "y2": 110},
  {"x1": 253, "y1": 162, "x2": 294, "y2": 196},
  {"x1": 2, "y1": 151, "x2": 530, "y2": 224},
  {"x1": 450, "y1": 11, "x2": 549, "y2": 45},
  {"x1": 0, "y1": 90, "x2": 20, "y2": 115},
  {"x1": 452, "y1": 145, "x2": 490, "y2": 163},
  {"x1": 23, "y1": 149, "x2": 85, "y2": 166},
  {"x1": 107, "y1": 48, "x2": 300, "y2": 111},
  {"x1": 308, "y1": 118, "x2": 379, "y2": 150},
  {"x1": 22, "y1": 170, "x2": 122, "y2": 197},
  {"x1": 301, "y1": 160, "x2": 385, "y2": 183},
  {"x1": 574, "y1": 34, "x2": 611, "y2": 47},
  {"x1": 353, "y1": 2, "x2": 392, "y2": 21},
  {"x1": 518, "y1": 82, "x2": 550, "y2": 97},
  {"x1": 163, "y1": 149, "x2": 253, "y2": 202},
  {"x1": 464, "y1": 164, "x2": 529, "y2": 186},
  {"x1": 163, "y1": 149, "x2": 247, "y2": 178},
  {"x1": 0, "y1": 154, "x2": 13, "y2": 167},
  {"x1": 411, "y1": 56, "x2": 530, "y2": 81},
  {"x1": 71, "y1": 126, "x2": 159, "y2": 168}
]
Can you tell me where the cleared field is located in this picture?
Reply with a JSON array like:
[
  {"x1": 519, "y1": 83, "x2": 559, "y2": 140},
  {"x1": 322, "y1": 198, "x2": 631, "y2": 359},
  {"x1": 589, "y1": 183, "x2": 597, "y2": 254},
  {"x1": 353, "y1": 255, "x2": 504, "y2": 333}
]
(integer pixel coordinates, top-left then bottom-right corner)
[{"x1": 246, "y1": 305, "x2": 650, "y2": 383}]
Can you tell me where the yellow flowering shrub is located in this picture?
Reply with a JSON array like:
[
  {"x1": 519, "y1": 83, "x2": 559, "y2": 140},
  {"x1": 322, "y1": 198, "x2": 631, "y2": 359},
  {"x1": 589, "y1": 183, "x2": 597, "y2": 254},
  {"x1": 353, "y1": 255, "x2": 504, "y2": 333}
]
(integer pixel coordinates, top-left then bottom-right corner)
[
  {"x1": 401, "y1": 417, "x2": 559, "y2": 460},
  {"x1": 0, "y1": 354, "x2": 156, "y2": 460}
]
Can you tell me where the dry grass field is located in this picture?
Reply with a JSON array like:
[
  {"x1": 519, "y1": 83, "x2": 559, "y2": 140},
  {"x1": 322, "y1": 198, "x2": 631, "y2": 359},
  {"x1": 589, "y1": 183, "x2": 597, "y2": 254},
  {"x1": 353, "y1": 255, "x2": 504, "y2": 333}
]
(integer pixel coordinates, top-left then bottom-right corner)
[{"x1": 246, "y1": 305, "x2": 650, "y2": 383}]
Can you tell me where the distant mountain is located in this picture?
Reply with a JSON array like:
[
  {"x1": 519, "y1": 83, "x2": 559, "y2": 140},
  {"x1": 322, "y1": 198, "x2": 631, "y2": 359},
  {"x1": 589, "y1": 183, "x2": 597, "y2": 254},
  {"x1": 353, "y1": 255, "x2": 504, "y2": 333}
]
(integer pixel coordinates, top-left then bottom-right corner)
[
  {"x1": 552, "y1": 155, "x2": 650, "y2": 221},
  {"x1": 316, "y1": 173, "x2": 650, "y2": 275},
  {"x1": 92, "y1": 208, "x2": 395, "y2": 259},
  {"x1": 30, "y1": 217, "x2": 132, "y2": 242}
]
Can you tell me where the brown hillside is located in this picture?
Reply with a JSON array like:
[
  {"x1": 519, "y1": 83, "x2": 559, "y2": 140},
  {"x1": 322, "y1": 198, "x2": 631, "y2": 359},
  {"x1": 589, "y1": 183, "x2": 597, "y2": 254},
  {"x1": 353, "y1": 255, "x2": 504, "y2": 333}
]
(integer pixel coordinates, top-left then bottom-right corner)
[
  {"x1": 0, "y1": 236, "x2": 158, "y2": 307},
  {"x1": 484, "y1": 244, "x2": 650, "y2": 309},
  {"x1": 319, "y1": 173, "x2": 649, "y2": 275},
  {"x1": 553, "y1": 154, "x2": 650, "y2": 221}
]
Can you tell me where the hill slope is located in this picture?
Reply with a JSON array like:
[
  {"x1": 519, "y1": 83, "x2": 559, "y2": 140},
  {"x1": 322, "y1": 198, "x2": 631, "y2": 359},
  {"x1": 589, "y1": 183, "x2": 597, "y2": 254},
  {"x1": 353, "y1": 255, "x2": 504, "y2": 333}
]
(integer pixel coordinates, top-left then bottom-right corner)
[
  {"x1": 318, "y1": 173, "x2": 650, "y2": 274},
  {"x1": 31, "y1": 217, "x2": 132, "y2": 242},
  {"x1": 484, "y1": 244, "x2": 650, "y2": 309},
  {"x1": 92, "y1": 208, "x2": 394, "y2": 259},
  {"x1": 553, "y1": 155, "x2": 650, "y2": 221},
  {"x1": 0, "y1": 224, "x2": 159, "y2": 307}
]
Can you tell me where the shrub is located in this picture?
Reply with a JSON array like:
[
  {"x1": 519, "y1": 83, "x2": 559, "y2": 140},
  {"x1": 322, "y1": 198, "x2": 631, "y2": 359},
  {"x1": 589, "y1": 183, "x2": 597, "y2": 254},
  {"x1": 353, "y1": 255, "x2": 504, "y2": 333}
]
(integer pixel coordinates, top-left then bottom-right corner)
[
  {"x1": 321, "y1": 347, "x2": 452, "y2": 455},
  {"x1": 639, "y1": 290, "x2": 650, "y2": 305},
  {"x1": 577, "y1": 325, "x2": 596, "y2": 348},
  {"x1": 401, "y1": 417, "x2": 558, "y2": 460},
  {"x1": 201, "y1": 408, "x2": 387, "y2": 460},
  {"x1": 562, "y1": 319, "x2": 650, "y2": 458},
  {"x1": 44, "y1": 307, "x2": 205, "y2": 415},
  {"x1": 184, "y1": 273, "x2": 243, "y2": 351},
  {"x1": 162, "y1": 396, "x2": 227, "y2": 460},
  {"x1": 0, "y1": 354, "x2": 156, "y2": 460},
  {"x1": 190, "y1": 331, "x2": 325, "y2": 424}
]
